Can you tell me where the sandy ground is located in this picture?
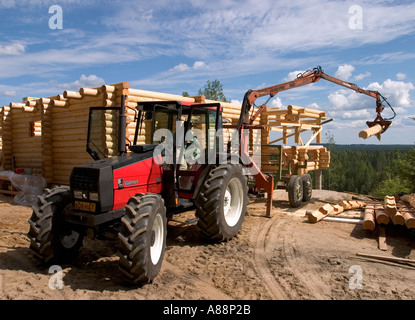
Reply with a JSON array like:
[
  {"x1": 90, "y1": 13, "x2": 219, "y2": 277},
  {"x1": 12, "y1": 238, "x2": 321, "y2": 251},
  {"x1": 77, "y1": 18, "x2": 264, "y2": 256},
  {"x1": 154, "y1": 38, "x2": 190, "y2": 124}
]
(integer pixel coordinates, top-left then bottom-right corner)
[{"x1": 0, "y1": 189, "x2": 414, "y2": 301}]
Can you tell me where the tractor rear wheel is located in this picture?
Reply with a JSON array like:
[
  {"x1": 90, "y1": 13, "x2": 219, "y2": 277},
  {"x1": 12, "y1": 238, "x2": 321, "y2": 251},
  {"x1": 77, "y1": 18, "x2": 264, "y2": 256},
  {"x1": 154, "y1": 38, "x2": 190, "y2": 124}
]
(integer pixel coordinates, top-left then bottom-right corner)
[
  {"x1": 195, "y1": 164, "x2": 248, "y2": 242},
  {"x1": 288, "y1": 175, "x2": 303, "y2": 208},
  {"x1": 301, "y1": 174, "x2": 313, "y2": 202},
  {"x1": 118, "y1": 194, "x2": 167, "y2": 284},
  {"x1": 27, "y1": 187, "x2": 84, "y2": 263}
]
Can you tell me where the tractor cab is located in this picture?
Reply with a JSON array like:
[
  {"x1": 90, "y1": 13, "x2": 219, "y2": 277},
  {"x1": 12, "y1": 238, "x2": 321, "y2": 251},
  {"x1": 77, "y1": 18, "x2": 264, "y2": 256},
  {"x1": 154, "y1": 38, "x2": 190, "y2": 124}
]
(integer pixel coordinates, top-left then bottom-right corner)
[{"x1": 131, "y1": 101, "x2": 223, "y2": 212}]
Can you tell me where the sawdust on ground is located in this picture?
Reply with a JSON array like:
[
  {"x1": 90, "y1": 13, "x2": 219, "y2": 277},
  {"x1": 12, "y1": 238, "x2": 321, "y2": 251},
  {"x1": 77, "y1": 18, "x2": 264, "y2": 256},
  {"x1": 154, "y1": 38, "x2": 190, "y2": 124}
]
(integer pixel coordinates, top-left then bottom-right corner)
[{"x1": 0, "y1": 189, "x2": 414, "y2": 301}]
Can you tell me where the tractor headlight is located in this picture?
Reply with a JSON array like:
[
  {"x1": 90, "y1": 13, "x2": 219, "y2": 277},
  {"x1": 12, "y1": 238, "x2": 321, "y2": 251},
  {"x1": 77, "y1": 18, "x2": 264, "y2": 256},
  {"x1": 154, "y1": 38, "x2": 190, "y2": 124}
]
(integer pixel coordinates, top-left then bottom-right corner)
[
  {"x1": 89, "y1": 192, "x2": 99, "y2": 202},
  {"x1": 74, "y1": 190, "x2": 83, "y2": 199}
]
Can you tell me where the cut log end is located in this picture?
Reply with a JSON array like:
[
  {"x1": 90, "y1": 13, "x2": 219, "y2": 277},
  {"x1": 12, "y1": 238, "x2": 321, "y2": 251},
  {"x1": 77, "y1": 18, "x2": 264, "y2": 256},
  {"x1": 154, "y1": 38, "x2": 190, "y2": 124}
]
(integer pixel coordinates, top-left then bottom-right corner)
[{"x1": 359, "y1": 124, "x2": 382, "y2": 140}]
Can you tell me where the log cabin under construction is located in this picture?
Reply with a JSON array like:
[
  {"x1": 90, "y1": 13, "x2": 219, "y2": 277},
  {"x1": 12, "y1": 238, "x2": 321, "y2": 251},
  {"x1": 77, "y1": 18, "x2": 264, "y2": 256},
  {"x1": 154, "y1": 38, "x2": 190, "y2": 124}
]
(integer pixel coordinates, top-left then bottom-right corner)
[{"x1": 0, "y1": 81, "x2": 330, "y2": 188}]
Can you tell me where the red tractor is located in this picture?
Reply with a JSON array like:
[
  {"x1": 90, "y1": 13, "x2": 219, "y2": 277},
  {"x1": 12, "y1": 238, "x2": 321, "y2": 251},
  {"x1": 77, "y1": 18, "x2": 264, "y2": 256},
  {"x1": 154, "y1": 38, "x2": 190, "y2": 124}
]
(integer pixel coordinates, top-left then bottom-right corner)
[{"x1": 28, "y1": 99, "x2": 250, "y2": 284}]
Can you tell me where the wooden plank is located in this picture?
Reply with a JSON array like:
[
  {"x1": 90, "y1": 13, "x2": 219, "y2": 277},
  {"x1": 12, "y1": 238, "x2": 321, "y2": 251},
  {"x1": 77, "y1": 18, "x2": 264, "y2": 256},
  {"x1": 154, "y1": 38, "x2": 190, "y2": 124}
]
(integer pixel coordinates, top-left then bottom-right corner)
[
  {"x1": 356, "y1": 253, "x2": 415, "y2": 265},
  {"x1": 378, "y1": 225, "x2": 387, "y2": 251}
]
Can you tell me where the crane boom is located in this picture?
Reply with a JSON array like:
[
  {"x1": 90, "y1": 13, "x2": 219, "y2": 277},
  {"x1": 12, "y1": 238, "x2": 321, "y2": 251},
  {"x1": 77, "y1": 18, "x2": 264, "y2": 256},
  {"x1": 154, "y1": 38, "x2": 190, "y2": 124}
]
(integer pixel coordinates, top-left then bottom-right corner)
[{"x1": 237, "y1": 66, "x2": 394, "y2": 136}]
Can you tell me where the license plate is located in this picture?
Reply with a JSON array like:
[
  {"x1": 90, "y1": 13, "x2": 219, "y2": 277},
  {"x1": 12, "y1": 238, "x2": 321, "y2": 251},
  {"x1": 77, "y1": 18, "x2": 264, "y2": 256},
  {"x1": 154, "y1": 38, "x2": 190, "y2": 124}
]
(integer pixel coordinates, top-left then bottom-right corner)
[{"x1": 74, "y1": 201, "x2": 96, "y2": 213}]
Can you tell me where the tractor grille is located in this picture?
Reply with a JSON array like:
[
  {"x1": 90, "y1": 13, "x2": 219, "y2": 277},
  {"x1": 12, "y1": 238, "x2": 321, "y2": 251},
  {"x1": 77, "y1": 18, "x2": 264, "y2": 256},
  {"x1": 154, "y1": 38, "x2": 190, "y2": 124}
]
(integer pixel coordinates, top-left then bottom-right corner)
[{"x1": 70, "y1": 167, "x2": 100, "y2": 191}]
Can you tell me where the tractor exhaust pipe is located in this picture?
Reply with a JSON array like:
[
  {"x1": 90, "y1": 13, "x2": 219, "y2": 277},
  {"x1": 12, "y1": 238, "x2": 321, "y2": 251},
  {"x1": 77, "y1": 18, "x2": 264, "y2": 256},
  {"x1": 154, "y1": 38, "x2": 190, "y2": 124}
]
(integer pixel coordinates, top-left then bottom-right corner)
[{"x1": 119, "y1": 95, "x2": 127, "y2": 155}]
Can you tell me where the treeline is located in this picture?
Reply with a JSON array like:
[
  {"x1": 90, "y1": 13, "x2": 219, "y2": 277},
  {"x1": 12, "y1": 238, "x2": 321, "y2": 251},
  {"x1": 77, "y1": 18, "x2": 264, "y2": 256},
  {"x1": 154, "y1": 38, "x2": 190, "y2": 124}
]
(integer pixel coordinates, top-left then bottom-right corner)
[{"x1": 316, "y1": 145, "x2": 415, "y2": 196}]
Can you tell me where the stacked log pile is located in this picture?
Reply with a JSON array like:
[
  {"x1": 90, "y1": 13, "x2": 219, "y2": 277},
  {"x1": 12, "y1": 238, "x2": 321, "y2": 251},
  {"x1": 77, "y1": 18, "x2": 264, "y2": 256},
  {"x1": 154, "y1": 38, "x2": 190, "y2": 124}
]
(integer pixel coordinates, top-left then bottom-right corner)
[
  {"x1": 361, "y1": 194, "x2": 415, "y2": 231},
  {"x1": 307, "y1": 194, "x2": 415, "y2": 237},
  {"x1": 260, "y1": 105, "x2": 330, "y2": 175}
]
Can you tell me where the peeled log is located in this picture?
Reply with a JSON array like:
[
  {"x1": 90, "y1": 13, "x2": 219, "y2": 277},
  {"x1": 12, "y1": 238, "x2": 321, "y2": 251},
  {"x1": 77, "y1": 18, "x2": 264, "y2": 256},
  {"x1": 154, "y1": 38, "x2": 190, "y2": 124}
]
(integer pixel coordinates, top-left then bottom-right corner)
[
  {"x1": 338, "y1": 200, "x2": 365, "y2": 210},
  {"x1": 384, "y1": 195, "x2": 398, "y2": 217},
  {"x1": 307, "y1": 204, "x2": 335, "y2": 223},
  {"x1": 392, "y1": 211, "x2": 406, "y2": 226},
  {"x1": 359, "y1": 124, "x2": 382, "y2": 140},
  {"x1": 404, "y1": 211, "x2": 415, "y2": 229},
  {"x1": 363, "y1": 206, "x2": 376, "y2": 231},
  {"x1": 375, "y1": 206, "x2": 389, "y2": 225},
  {"x1": 400, "y1": 194, "x2": 415, "y2": 209}
]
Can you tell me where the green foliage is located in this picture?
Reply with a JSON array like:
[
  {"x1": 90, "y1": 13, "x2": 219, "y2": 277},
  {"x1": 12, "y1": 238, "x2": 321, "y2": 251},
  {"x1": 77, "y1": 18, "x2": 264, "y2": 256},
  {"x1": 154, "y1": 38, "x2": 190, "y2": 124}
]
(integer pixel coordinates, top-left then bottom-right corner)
[
  {"x1": 321, "y1": 145, "x2": 415, "y2": 196},
  {"x1": 395, "y1": 148, "x2": 415, "y2": 193},
  {"x1": 197, "y1": 79, "x2": 228, "y2": 102},
  {"x1": 182, "y1": 91, "x2": 190, "y2": 97}
]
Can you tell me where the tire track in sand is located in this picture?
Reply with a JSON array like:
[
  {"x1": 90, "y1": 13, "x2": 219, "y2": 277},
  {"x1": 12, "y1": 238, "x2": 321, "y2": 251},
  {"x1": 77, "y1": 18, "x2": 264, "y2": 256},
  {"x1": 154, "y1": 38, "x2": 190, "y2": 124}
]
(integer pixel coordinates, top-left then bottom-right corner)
[
  {"x1": 253, "y1": 214, "x2": 288, "y2": 300},
  {"x1": 160, "y1": 260, "x2": 233, "y2": 300}
]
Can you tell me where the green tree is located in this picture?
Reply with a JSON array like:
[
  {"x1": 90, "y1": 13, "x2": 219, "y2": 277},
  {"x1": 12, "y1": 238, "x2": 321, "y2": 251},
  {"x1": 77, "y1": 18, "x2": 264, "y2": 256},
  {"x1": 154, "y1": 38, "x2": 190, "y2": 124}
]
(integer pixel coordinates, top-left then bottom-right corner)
[
  {"x1": 197, "y1": 80, "x2": 228, "y2": 102},
  {"x1": 182, "y1": 91, "x2": 190, "y2": 97}
]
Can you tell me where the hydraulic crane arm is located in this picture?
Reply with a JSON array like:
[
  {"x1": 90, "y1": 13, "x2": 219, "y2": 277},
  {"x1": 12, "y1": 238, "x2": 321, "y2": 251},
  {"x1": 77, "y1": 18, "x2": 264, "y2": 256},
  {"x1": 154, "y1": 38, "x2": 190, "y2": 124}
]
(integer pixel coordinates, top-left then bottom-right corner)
[{"x1": 237, "y1": 66, "x2": 395, "y2": 135}]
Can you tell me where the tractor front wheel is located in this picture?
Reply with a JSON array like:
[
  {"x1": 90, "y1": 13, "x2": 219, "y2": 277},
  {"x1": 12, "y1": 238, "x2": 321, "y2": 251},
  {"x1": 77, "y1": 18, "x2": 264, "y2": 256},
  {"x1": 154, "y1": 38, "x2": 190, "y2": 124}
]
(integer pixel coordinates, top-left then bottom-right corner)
[
  {"x1": 118, "y1": 194, "x2": 167, "y2": 284},
  {"x1": 27, "y1": 187, "x2": 84, "y2": 264}
]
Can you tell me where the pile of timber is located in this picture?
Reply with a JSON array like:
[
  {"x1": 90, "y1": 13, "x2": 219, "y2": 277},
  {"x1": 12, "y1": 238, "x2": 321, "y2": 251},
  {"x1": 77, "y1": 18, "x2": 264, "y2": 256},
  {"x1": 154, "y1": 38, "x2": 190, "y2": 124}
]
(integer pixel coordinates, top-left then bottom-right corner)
[
  {"x1": 307, "y1": 194, "x2": 415, "y2": 230},
  {"x1": 366, "y1": 194, "x2": 415, "y2": 230},
  {"x1": 361, "y1": 194, "x2": 415, "y2": 231},
  {"x1": 308, "y1": 200, "x2": 366, "y2": 223},
  {"x1": 260, "y1": 105, "x2": 330, "y2": 175},
  {"x1": 0, "y1": 82, "x2": 245, "y2": 185}
]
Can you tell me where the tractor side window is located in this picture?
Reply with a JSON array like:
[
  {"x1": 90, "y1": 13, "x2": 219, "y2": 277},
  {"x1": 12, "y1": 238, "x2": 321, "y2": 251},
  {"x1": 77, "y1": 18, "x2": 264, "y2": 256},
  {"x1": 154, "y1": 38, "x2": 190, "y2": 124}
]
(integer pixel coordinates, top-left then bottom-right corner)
[{"x1": 152, "y1": 108, "x2": 178, "y2": 144}]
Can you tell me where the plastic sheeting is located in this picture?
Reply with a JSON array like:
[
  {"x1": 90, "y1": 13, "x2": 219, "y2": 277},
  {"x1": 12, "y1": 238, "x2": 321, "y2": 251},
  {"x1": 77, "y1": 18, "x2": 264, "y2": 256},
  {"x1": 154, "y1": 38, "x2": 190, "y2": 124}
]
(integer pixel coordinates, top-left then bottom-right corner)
[{"x1": 0, "y1": 171, "x2": 46, "y2": 207}]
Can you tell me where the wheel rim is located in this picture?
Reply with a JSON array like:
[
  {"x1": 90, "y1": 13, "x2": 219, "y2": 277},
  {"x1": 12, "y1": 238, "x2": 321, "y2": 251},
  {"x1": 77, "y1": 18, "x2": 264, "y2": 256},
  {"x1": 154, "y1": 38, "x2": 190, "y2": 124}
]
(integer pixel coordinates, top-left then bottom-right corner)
[
  {"x1": 150, "y1": 213, "x2": 164, "y2": 265},
  {"x1": 296, "y1": 180, "x2": 303, "y2": 200},
  {"x1": 223, "y1": 177, "x2": 244, "y2": 227},
  {"x1": 305, "y1": 180, "x2": 312, "y2": 198},
  {"x1": 59, "y1": 231, "x2": 81, "y2": 249}
]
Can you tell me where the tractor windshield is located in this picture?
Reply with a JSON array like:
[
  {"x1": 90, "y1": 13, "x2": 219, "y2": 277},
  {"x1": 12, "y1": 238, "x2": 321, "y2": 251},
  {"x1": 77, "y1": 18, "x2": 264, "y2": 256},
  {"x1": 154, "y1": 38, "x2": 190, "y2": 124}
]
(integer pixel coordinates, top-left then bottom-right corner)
[{"x1": 87, "y1": 107, "x2": 120, "y2": 160}]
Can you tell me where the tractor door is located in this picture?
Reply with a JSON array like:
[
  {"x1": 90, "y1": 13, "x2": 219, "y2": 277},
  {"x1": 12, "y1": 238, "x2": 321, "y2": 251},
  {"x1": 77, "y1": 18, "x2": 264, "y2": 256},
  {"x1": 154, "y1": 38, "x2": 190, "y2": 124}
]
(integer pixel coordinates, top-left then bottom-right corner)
[
  {"x1": 87, "y1": 107, "x2": 120, "y2": 160},
  {"x1": 176, "y1": 104, "x2": 221, "y2": 199}
]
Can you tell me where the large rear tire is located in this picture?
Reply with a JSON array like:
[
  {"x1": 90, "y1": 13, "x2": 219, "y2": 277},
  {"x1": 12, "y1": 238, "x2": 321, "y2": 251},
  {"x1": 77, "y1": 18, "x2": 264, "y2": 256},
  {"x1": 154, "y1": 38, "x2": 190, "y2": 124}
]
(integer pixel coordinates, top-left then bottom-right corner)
[
  {"x1": 195, "y1": 164, "x2": 248, "y2": 242},
  {"x1": 118, "y1": 194, "x2": 167, "y2": 284},
  {"x1": 301, "y1": 174, "x2": 313, "y2": 202},
  {"x1": 27, "y1": 187, "x2": 84, "y2": 264},
  {"x1": 288, "y1": 175, "x2": 303, "y2": 208}
]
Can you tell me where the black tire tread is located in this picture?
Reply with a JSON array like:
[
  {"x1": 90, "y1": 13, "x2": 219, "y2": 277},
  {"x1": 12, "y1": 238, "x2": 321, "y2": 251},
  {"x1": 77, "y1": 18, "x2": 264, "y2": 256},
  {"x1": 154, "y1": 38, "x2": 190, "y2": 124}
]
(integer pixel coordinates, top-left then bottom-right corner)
[
  {"x1": 118, "y1": 193, "x2": 166, "y2": 284},
  {"x1": 195, "y1": 164, "x2": 248, "y2": 242}
]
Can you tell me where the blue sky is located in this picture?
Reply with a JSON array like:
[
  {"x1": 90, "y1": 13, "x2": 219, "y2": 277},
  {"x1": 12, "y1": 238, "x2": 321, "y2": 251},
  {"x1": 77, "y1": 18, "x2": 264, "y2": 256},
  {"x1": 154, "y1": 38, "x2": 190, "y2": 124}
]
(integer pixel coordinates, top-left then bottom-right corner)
[{"x1": 1, "y1": 0, "x2": 415, "y2": 144}]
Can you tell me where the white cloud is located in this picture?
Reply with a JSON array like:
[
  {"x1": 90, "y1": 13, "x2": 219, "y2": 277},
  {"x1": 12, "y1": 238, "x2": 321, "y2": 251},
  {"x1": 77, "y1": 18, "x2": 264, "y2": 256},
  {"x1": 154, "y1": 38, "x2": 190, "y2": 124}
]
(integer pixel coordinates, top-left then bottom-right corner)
[
  {"x1": 2, "y1": 90, "x2": 17, "y2": 97},
  {"x1": 0, "y1": 42, "x2": 25, "y2": 56},
  {"x1": 335, "y1": 64, "x2": 355, "y2": 80},
  {"x1": 170, "y1": 63, "x2": 191, "y2": 72},
  {"x1": 283, "y1": 70, "x2": 305, "y2": 82},
  {"x1": 307, "y1": 102, "x2": 321, "y2": 110},
  {"x1": 396, "y1": 73, "x2": 406, "y2": 80},
  {"x1": 327, "y1": 79, "x2": 415, "y2": 126},
  {"x1": 354, "y1": 72, "x2": 371, "y2": 81},
  {"x1": 367, "y1": 79, "x2": 414, "y2": 107},
  {"x1": 170, "y1": 61, "x2": 207, "y2": 73},
  {"x1": 193, "y1": 61, "x2": 207, "y2": 70},
  {"x1": 58, "y1": 74, "x2": 105, "y2": 91},
  {"x1": 230, "y1": 99, "x2": 241, "y2": 105},
  {"x1": 270, "y1": 97, "x2": 283, "y2": 109}
]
